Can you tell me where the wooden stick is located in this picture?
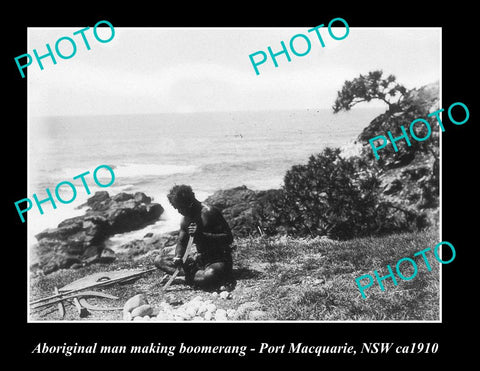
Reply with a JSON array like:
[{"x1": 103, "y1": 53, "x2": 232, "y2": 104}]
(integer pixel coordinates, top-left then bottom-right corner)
[
  {"x1": 30, "y1": 291, "x2": 120, "y2": 310},
  {"x1": 30, "y1": 268, "x2": 156, "y2": 306},
  {"x1": 162, "y1": 236, "x2": 194, "y2": 292}
]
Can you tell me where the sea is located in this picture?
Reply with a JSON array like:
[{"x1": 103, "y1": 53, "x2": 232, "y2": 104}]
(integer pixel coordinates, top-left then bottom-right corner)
[{"x1": 27, "y1": 108, "x2": 383, "y2": 249}]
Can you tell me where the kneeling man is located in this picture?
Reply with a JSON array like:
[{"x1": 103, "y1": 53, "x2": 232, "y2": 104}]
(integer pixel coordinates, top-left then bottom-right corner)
[{"x1": 155, "y1": 185, "x2": 236, "y2": 291}]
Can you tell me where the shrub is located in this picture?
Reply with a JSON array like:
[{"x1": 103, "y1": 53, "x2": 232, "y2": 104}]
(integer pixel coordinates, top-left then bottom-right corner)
[{"x1": 254, "y1": 147, "x2": 422, "y2": 239}]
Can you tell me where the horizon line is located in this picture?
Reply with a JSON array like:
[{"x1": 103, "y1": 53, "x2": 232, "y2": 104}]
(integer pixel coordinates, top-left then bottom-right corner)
[{"x1": 30, "y1": 106, "x2": 387, "y2": 119}]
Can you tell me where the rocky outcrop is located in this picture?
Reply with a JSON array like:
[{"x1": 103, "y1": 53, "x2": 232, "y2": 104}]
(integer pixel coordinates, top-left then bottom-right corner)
[
  {"x1": 114, "y1": 231, "x2": 178, "y2": 260},
  {"x1": 204, "y1": 186, "x2": 281, "y2": 238},
  {"x1": 358, "y1": 82, "x2": 440, "y2": 148},
  {"x1": 32, "y1": 191, "x2": 164, "y2": 275},
  {"x1": 357, "y1": 81, "x2": 440, "y2": 228},
  {"x1": 204, "y1": 186, "x2": 257, "y2": 237}
]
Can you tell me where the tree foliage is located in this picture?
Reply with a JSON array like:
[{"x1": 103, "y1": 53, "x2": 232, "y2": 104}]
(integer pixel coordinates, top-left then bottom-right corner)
[
  {"x1": 333, "y1": 70, "x2": 407, "y2": 113},
  {"x1": 254, "y1": 148, "x2": 418, "y2": 240}
]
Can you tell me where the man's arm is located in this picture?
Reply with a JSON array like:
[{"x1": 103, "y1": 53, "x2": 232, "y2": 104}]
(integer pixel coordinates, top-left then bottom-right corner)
[{"x1": 174, "y1": 221, "x2": 190, "y2": 260}]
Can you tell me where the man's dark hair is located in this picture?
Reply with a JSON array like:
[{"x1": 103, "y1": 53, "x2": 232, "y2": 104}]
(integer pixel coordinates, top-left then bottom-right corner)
[{"x1": 167, "y1": 184, "x2": 195, "y2": 207}]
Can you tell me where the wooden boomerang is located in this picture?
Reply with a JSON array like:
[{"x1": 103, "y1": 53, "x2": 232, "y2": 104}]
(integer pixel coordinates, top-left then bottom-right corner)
[
  {"x1": 30, "y1": 291, "x2": 120, "y2": 310},
  {"x1": 162, "y1": 235, "x2": 194, "y2": 291}
]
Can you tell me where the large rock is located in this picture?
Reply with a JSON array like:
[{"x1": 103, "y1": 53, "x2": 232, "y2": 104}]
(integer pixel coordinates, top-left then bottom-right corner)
[
  {"x1": 32, "y1": 191, "x2": 164, "y2": 275},
  {"x1": 356, "y1": 81, "x2": 440, "y2": 229},
  {"x1": 115, "y1": 231, "x2": 178, "y2": 259},
  {"x1": 204, "y1": 186, "x2": 281, "y2": 237}
]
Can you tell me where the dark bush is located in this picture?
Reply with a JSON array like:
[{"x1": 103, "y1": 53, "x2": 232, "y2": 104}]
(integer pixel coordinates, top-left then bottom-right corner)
[{"x1": 253, "y1": 147, "x2": 422, "y2": 240}]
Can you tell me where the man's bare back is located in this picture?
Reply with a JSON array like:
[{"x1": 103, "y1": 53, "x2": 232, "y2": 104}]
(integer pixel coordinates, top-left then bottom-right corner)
[{"x1": 154, "y1": 185, "x2": 235, "y2": 291}]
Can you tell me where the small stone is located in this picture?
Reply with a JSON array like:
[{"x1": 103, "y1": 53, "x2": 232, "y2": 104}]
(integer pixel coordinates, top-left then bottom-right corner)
[
  {"x1": 143, "y1": 315, "x2": 150, "y2": 320},
  {"x1": 131, "y1": 304, "x2": 153, "y2": 318},
  {"x1": 211, "y1": 292, "x2": 218, "y2": 298},
  {"x1": 133, "y1": 316, "x2": 143, "y2": 321},
  {"x1": 204, "y1": 311, "x2": 213, "y2": 321},
  {"x1": 175, "y1": 309, "x2": 190, "y2": 320},
  {"x1": 188, "y1": 300, "x2": 201, "y2": 312},
  {"x1": 192, "y1": 316, "x2": 204, "y2": 321},
  {"x1": 123, "y1": 311, "x2": 132, "y2": 321},
  {"x1": 123, "y1": 294, "x2": 148, "y2": 313},
  {"x1": 219, "y1": 291, "x2": 230, "y2": 300},
  {"x1": 214, "y1": 309, "x2": 227, "y2": 321},
  {"x1": 226, "y1": 309, "x2": 236, "y2": 318},
  {"x1": 197, "y1": 304, "x2": 208, "y2": 315},
  {"x1": 185, "y1": 306, "x2": 197, "y2": 318},
  {"x1": 206, "y1": 303, "x2": 216, "y2": 313}
]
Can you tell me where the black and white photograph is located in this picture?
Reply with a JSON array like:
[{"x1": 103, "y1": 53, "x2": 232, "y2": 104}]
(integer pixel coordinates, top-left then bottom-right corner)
[
  {"x1": 7, "y1": 5, "x2": 476, "y2": 363},
  {"x1": 26, "y1": 25, "x2": 442, "y2": 323}
]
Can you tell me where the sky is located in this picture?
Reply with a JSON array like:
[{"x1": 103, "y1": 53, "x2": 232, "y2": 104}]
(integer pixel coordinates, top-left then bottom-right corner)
[{"x1": 27, "y1": 26, "x2": 441, "y2": 116}]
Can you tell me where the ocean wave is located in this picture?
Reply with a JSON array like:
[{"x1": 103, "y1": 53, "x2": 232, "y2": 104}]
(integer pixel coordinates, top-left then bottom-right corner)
[
  {"x1": 111, "y1": 163, "x2": 198, "y2": 178},
  {"x1": 111, "y1": 183, "x2": 135, "y2": 192},
  {"x1": 57, "y1": 163, "x2": 198, "y2": 181},
  {"x1": 200, "y1": 161, "x2": 260, "y2": 173}
]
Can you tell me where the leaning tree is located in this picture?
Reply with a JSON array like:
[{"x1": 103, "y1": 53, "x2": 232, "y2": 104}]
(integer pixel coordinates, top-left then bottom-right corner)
[{"x1": 332, "y1": 70, "x2": 408, "y2": 114}]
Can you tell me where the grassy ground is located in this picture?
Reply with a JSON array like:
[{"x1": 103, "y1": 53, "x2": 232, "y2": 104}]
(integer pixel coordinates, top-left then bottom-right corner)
[
  {"x1": 234, "y1": 230, "x2": 440, "y2": 321},
  {"x1": 29, "y1": 229, "x2": 440, "y2": 321}
]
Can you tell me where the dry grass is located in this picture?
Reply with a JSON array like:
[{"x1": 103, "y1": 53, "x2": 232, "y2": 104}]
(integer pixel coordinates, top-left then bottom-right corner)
[
  {"x1": 233, "y1": 230, "x2": 440, "y2": 321},
  {"x1": 29, "y1": 230, "x2": 440, "y2": 321}
]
